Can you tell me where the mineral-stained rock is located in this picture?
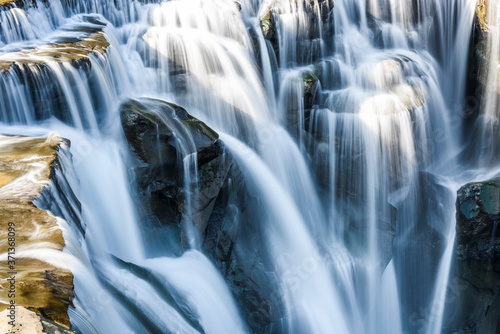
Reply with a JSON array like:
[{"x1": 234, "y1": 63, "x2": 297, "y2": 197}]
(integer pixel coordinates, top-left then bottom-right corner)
[
  {"x1": 466, "y1": 0, "x2": 500, "y2": 110},
  {"x1": 0, "y1": 22, "x2": 109, "y2": 72},
  {"x1": 0, "y1": 15, "x2": 111, "y2": 126},
  {"x1": 0, "y1": 134, "x2": 75, "y2": 331},
  {"x1": 0, "y1": 307, "x2": 74, "y2": 333}
]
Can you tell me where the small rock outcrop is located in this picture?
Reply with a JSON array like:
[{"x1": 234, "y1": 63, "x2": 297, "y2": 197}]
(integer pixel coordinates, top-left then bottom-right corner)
[
  {"x1": 466, "y1": 0, "x2": 499, "y2": 115},
  {"x1": 120, "y1": 98, "x2": 232, "y2": 244},
  {"x1": 443, "y1": 178, "x2": 500, "y2": 334},
  {"x1": 0, "y1": 134, "x2": 75, "y2": 332}
]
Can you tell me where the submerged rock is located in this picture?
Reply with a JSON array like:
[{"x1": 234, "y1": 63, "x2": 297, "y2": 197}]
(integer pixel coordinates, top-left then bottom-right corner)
[
  {"x1": 443, "y1": 178, "x2": 500, "y2": 333},
  {"x1": 0, "y1": 134, "x2": 75, "y2": 331}
]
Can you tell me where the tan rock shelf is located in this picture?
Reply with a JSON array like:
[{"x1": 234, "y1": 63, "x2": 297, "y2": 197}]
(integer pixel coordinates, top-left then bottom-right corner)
[{"x1": 0, "y1": 134, "x2": 74, "y2": 332}]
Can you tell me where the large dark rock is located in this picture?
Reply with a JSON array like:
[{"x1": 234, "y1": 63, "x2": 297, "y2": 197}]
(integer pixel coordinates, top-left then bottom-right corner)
[
  {"x1": 120, "y1": 98, "x2": 232, "y2": 244},
  {"x1": 202, "y1": 164, "x2": 284, "y2": 333},
  {"x1": 457, "y1": 179, "x2": 500, "y2": 264},
  {"x1": 121, "y1": 98, "x2": 280, "y2": 331},
  {"x1": 442, "y1": 178, "x2": 500, "y2": 334}
]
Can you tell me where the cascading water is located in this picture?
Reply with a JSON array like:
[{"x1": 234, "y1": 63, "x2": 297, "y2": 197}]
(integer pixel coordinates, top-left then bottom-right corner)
[{"x1": 0, "y1": 0, "x2": 497, "y2": 333}]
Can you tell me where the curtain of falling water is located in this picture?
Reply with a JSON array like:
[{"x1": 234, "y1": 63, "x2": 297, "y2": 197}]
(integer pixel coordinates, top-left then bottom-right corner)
[
  {"x1": 0, "y1": 1, "x2": 246, "y2": 333},
  {"x1": 0, "y1": 0, "x2": 487, "y2": 333}
]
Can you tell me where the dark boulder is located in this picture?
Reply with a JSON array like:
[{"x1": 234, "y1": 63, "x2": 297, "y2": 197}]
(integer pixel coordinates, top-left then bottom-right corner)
[
  {"x1": 202, "y1": 164, "x2": 284, "y2": 333},
  {"x1": 442, "y1": 178, "x2": 500, "y2": 334},
  {"x1": 121, "y1": 98, "x2": 280, "y2": 331},
  {"x1": 456, "y1": 179, "x2": 500, "y2": 264},
  {"x1": 120, "y1": 98, "x2": 232, "y2": 244}
]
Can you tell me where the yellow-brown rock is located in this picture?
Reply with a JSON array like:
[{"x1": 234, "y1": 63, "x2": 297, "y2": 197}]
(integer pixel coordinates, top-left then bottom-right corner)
[
  {"x1": 0, "y1": 134, "x2": 74, "y2": 331},
  {"x1": 0, "y1": 32, "x2": 110, "y2": 72}
]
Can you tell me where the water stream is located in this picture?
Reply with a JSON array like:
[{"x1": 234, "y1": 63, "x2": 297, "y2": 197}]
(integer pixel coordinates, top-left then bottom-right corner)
[{"x1": 0, "y1": 0, "x2": 496, "y2": 333}]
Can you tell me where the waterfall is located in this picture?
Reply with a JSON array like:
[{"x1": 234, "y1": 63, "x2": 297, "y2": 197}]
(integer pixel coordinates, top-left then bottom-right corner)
[{"x1": 0, "y1": 0, "x2": 492, "y2": 333}]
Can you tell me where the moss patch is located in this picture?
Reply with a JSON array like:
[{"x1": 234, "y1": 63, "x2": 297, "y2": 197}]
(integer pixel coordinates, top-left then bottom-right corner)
[
  {"x1": 261, "y1": 11, "x2": 272, "y2": 37},
  {"x1": 302, "y1": 70, "x2": 319, "y2": 86}
]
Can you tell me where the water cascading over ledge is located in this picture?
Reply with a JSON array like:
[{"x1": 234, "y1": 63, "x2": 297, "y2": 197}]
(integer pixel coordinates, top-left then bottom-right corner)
[{"x1": 1, "y1": 0, "x2": 500, "y2": 333}]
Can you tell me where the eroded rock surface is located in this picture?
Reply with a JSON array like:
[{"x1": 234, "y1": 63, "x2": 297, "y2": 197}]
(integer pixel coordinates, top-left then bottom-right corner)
[
  {"x1": 120, "y1": 98, "x2": 232, "y2": 244},
  {"x1": 0, "y1": 18, "x2": 109, "y2": 72},
  {"x1": 443, "y1": 178, "x2": 500, "y2": 334},
  {"x1": 0, "y1": 134, "x2": 74, "y2": 332}
]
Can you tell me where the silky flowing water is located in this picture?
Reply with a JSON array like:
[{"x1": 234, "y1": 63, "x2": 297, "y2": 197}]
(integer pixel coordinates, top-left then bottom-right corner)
[{"x1": 0, "y1": 0, "x2": 497, "y2": 333}]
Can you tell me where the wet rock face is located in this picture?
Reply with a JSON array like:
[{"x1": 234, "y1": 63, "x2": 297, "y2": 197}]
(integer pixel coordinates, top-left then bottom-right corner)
[
  {"x1": 443, "y1": 178, "x2": 500, "y2": 334},
  {"x1": 202, "y1": 166, "x2": 284, "y2": 333},
  {"x1": 121, "y1": 98, "x2": 279, "y2": 331},
  {"x1": 466, "y1": 0, "x2": 500, "y2": 118},
  {"x1": 456, "y1": 179, "x2": 500, "y2": 271},
  {"x1": 120, "y1": 98, "x2": 232, "y2": 242},
  {"x1": 261, "y1": 0, "x2": 335, "y2": 65}
]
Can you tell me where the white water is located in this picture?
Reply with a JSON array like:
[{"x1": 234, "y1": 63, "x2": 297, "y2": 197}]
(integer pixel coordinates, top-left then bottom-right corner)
[{"x1": 0, "y1": 0, "x2": 496, "y2": 333}]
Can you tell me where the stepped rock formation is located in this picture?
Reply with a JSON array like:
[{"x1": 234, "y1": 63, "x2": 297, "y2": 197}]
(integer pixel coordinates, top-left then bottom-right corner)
[
  {"x1": 0, "y1": 134, "x2": 75, "y2": 333},
  {"x1": 0, "y1": 31, "x2": 108, "y2": 71},
  {"x1": 0, "y1": 14, "x2": 112, "y2": 125}
]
